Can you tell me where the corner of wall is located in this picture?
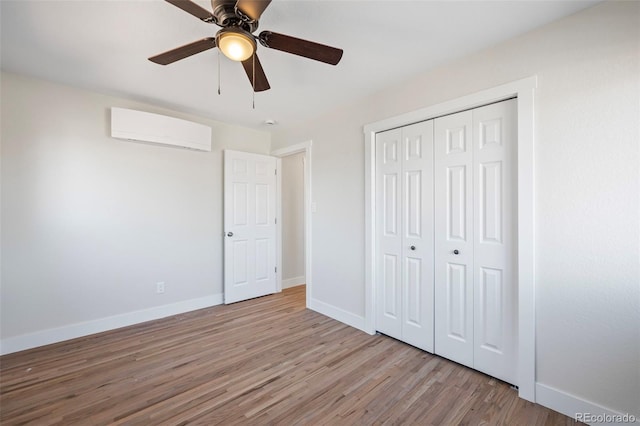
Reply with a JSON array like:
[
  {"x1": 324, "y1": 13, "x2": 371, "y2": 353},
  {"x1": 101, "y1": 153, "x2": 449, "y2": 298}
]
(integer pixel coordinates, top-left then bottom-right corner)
[{"x1": 308, "y1": 297, "x2": 368, "y2": 334}]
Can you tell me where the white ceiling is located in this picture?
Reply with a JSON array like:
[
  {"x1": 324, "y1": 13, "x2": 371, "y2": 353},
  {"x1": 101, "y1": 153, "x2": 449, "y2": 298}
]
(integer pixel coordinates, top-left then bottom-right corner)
[{"x1": 1, "y1": 0, "x2": 599, "y2": 130}]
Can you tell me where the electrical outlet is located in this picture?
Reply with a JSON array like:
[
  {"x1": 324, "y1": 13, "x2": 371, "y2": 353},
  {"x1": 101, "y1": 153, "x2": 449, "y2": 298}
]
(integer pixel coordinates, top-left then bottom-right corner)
[{"x1": 156, "y1": 282, "x2": 165, "y2": 294}]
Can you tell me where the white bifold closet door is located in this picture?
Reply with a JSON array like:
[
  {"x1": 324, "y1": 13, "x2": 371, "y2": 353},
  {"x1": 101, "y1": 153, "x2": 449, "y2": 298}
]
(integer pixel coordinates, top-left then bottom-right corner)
[
  {"x1": 434, "y1": 99, "x2": 517, "y2": 384},
  {"x1": 375, "y1": 120, "x2": 435, "y2": 352}
]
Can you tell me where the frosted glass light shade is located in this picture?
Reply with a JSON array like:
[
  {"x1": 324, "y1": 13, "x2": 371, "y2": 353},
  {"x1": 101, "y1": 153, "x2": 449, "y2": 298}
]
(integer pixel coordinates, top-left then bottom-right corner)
[{"x1": 217, "y1": 29, "x2": 256, "y2": 62}]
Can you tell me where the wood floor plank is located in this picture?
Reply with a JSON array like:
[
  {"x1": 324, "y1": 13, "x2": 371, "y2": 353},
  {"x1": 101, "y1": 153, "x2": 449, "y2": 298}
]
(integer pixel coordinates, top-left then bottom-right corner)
[{"x1": 0, "y1": 286, "x2": 580, "y2": 425}]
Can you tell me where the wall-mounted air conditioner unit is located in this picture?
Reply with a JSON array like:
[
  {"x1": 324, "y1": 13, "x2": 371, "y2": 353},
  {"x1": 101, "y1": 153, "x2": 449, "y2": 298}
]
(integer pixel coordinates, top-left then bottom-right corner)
[{"x1": 110, "y1": 107, "x2": 212, "y2": 152}]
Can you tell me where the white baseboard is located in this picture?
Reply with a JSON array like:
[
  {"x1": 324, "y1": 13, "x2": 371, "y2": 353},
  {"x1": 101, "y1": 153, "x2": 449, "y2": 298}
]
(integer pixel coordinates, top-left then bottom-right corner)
[
  {"x1": 536, "y1": 383, "x2": 639, "y2": 425},
  {"x1": 282, "y1": 275, "x2": 306, "y2": 289},
  {"x1": 308, "y1": 297, "x2": 366, "y2": 332},
  {"x1": 0, "y1": 293, "x2": 223, "y2": 355}
]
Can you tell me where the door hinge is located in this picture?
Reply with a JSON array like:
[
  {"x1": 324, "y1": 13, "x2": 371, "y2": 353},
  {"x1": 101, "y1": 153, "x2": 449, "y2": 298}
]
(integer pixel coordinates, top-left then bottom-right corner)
[
  {"x1": 274, "y1": 169, "x2": 277, "y2": 175},
  {"x1": 275, "y1": 218, "x2": 277, "y2": 224},
  {"x1": 275, "y1": 267, "x2": 277, "y2": 273}
]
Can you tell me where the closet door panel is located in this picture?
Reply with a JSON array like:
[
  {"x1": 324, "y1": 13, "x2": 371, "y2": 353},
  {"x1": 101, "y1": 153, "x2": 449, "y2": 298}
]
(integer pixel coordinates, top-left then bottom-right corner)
[
  {"x1": 401, "y1": 120, "x2": 434, "y2": 352},
  {"x1": 434, "y1": 110, "x2": 474, "y2": 367},
  {"x1": 375, "y1": 129, "x2": 403, "y2": 339},
  {"x1": 473, "y1": 99, "x2": 517, "y2": 384}
]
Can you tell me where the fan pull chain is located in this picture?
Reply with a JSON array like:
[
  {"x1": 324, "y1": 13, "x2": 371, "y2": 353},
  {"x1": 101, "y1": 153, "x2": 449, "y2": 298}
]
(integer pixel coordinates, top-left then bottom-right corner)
[
  {"x1": 217, "y1": 50, "x2": 221, "y2": 95},
  {"x1": 252, "y1": 54, "x2": 256, "y2": 109}
]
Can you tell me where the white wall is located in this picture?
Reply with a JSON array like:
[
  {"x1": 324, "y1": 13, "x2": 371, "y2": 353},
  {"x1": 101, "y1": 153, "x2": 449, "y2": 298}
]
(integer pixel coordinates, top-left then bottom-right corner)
[
  {"x1": 272, "y1": 1, "x2": 639, "y2": 418},
  {"x1": 0, "y1": 72, "x2": 271, "y2": 351},
  {"x1": 281, "y1": 152, "x2": 305, "y2": 287}
]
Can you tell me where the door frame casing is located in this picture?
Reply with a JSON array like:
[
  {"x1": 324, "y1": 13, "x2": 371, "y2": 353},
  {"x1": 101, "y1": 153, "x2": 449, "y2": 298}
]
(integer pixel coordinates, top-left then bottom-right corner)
[
  {"x1": 363, "y1": 77, "x2": 537, "y2": 402},
  {"x1": 271, "y1": 141, "x2": 313, "y2": 308}
]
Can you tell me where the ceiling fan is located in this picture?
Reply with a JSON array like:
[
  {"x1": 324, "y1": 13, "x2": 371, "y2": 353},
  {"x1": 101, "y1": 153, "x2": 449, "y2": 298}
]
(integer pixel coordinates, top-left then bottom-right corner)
[{"x1": 149, "y1": 0, "x2": 344, "y2": 92}]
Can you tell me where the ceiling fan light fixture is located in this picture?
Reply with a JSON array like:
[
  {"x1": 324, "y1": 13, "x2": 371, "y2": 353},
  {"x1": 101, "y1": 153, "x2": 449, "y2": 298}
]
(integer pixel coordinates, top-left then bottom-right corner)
[{"x1": 216, "y1": 28, "x2": 256, "y2": 62}]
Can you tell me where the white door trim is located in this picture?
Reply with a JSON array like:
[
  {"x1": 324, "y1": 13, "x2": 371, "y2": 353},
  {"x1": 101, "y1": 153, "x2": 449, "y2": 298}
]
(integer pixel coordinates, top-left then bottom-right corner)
[
  {"x1": 364, "y1": 76, "x2": 537, "y2": 402},
  {"x1": 271, "y1": 141, "x2": 313, "y2": 308}
]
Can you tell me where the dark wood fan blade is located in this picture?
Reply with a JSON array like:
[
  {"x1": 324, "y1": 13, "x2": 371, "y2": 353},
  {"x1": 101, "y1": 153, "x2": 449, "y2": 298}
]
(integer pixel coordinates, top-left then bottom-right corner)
[
  {"x1": 259, "y1": 31, "x2": 343, "y2": 65},
  {"x1": 235, "y1": 0, "x2": 271, "y2": 22},
  {"x1": 165, "y1": 0, "x2": 215, "y2": 22},
  {"x1": 241, "y1": 53, "x2": 271, "y2": 92},
  {"x1": 149, "y1": 38, "x2": 217, "y2": 65}
]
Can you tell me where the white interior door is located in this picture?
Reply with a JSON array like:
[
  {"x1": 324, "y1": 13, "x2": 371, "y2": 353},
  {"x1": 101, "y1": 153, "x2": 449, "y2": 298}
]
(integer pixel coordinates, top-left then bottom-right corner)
[
  {"x1": 434, "y1": 110, "x2": 474, "y2": 367},
  {"x1": 375, "y1": 128, "x2": 403, "y2": 338},
  {"x1": 224, "y1": 150, "x2": 277, "y2": 304},
  {"x1": 472, "y1": 99, "x2": 517, "y2": 384},
  {"x1": 376, "y1": 121, "x2": 434, "y2": 352}
]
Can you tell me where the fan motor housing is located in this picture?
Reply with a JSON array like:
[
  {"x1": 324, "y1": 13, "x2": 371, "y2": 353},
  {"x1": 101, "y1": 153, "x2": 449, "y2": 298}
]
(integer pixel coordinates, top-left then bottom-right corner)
[{"x1": 211, "y1": 0, "x2": 258, "y2": 32}]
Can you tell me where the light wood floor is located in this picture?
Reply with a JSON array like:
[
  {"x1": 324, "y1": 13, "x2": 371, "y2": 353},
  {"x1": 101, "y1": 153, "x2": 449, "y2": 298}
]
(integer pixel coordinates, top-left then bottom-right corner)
[{"x1": 1, "y1": 286, "x2": 578, "y2": 425}]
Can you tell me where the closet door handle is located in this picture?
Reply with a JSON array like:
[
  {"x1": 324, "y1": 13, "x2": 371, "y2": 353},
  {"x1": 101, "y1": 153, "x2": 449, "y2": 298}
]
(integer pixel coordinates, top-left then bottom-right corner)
[
  {"x1": 227, "y1": 232, "x2": 234, "y2": 237},
  {"x1": 453, "y1": 249, "x2": 459, "y2": 255},
  {"x1": 410, "y1": 246, "x2": 416, "y2": 251}
]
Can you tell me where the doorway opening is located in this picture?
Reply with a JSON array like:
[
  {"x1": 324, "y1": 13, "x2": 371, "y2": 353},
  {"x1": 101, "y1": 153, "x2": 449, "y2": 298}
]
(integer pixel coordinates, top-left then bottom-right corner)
[
  {"x1": 272, "y1": 141, "x2": 313, "y2": 308},
  {"x1": 280, "y1": 152, "x2": 305, "y2": 289}
]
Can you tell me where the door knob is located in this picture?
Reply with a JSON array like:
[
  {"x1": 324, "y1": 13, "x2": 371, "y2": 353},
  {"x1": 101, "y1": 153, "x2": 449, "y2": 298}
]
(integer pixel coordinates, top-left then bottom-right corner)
[
  {"x1": 410, "y1": 246, "x2": 416, "y2": 251},
  {"x1": 453, "y1": 249, "x2": 459, "y2": 255},
  {"x1": 227, "y1": 232, "x2": 234, "y2": 237}
]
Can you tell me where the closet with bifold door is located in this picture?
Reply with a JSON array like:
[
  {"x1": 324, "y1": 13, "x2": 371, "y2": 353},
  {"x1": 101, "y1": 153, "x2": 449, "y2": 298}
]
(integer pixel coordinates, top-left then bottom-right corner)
[{"x1": 375, "y1": 98, "x2": 517, "y2": 385}]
